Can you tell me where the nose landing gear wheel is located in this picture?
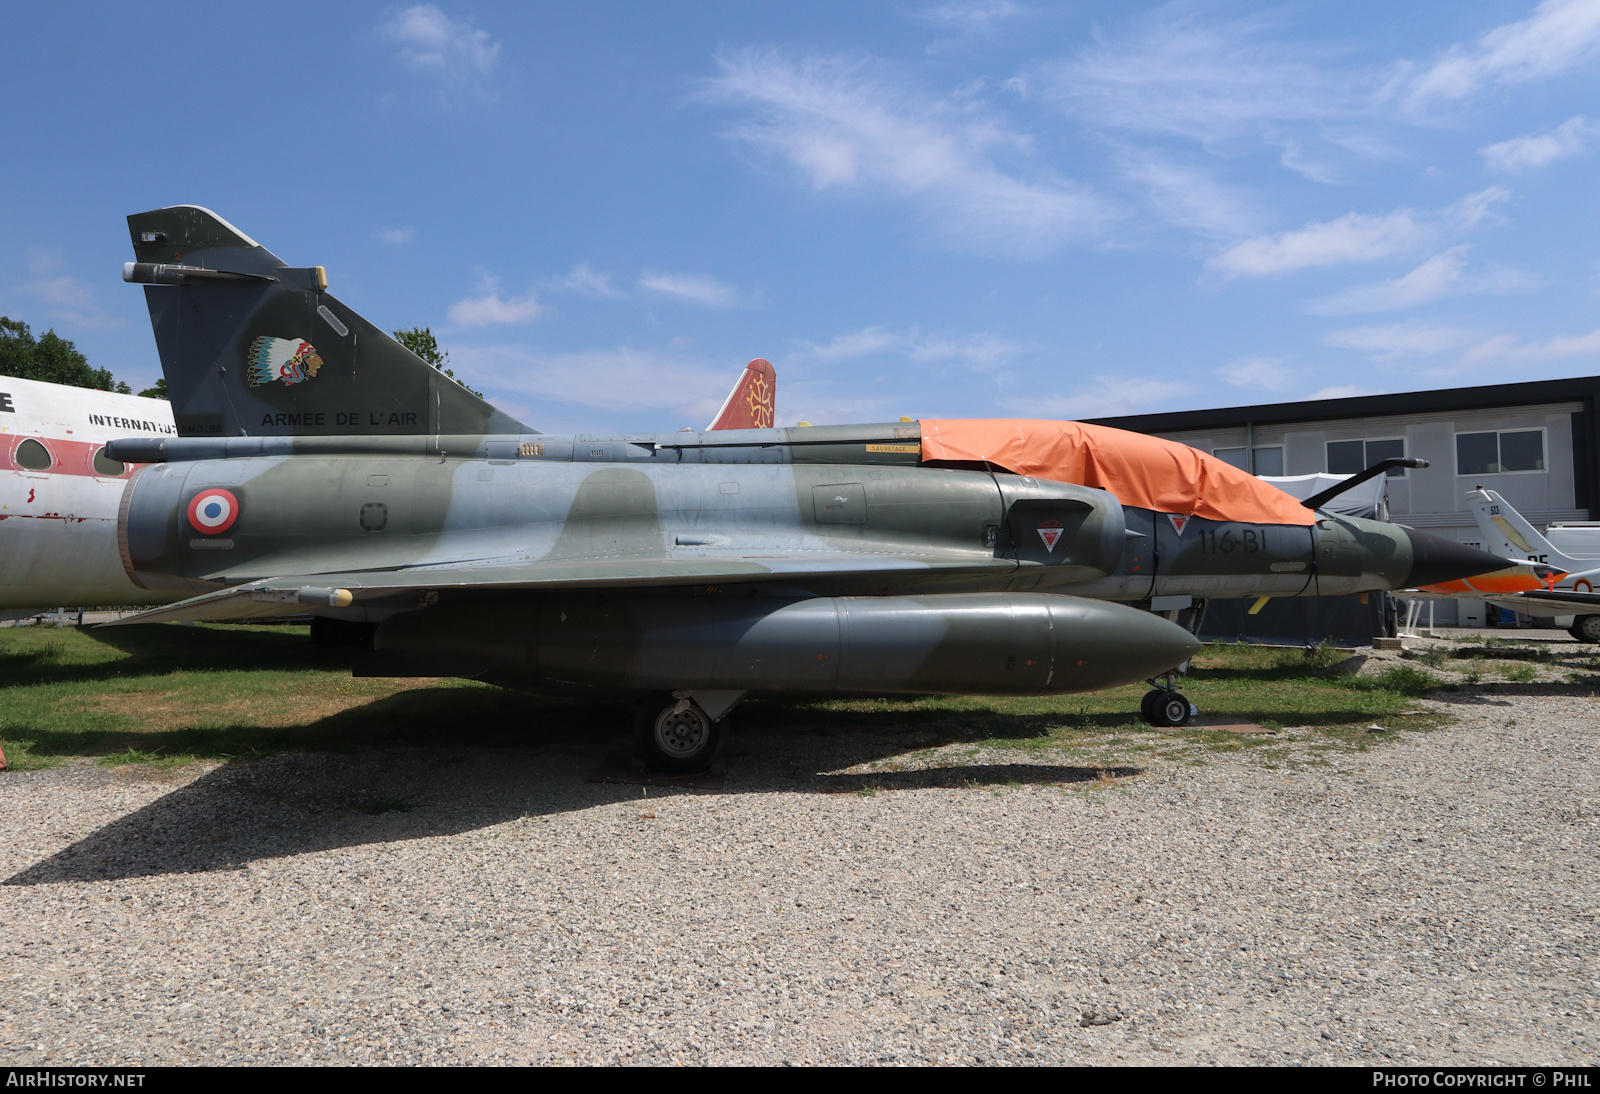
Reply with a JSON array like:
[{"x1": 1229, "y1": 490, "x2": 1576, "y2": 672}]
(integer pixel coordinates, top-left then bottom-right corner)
[
  {"x1": 1570, "y1": 614, "x2": 1600, "y2": 643},
  {"x1": 634, "y1": 693, "x2": 728, "y2": 774},
  {"x1": 1141, "y1": 690, "x2": 1194, "y2": 728}
]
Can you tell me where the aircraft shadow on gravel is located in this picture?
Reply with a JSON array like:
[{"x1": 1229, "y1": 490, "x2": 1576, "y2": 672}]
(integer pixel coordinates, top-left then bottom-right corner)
[{"x1": 5, "y1": 688, "x2": 1136, "y2": 886}]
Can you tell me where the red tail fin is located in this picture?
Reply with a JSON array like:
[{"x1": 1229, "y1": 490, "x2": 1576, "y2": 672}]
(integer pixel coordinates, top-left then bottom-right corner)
[{"x1": 706, "y1": 358, "x2": 776, "y2": 430}]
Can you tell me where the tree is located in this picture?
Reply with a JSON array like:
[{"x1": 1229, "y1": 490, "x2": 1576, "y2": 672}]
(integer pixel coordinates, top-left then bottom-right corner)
[
  {"x1": 0, "y1": 316, "x2": 131, "y2": 393},
  {"x1": 392, "y1": 326, "x2": 482, "y2": 398},
  {"x1": 138, "y1": 377, "x2": 168, "y2": 400}
]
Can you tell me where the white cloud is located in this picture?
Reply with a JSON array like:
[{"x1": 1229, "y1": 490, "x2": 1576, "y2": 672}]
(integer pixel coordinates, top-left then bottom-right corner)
[
  {"x1": 913, "y1": 1, "x2": 1019, "y2": 33},
  {"x1": 1207, "y1": 188, "x2": 1509, "y2": 278},
  {"x1": 1113, "y1": 148, "x2": 1263, "y2": 238},
  {"x1": 1445, "y1": 186, "x2": 1513, "y2": 230},
  {"x1": 454, "y1": 344, "x2": 732, "y2": 420},
  {"x1": 795, "y1": 325, "x2": 1026, "y2": 372},
  {"x1": 382, "y1": 4, "x2": 501, "y2": 100},
  {"x1": 378, "y1": 225, "x2": 415, "y2": 244},
  {"x1": 778, "y1": 397, "x2": 902, "y2": 429},
  {"x1": 1460, "y1": 327, "x2": 1600, "y2": 365},
  {"x1": 1042, "y1": 1, "x2": 1600, "y2": 185},
  {"x1": 1208, "y1": 209, "x2": 1428, "y2": 277},
  {"x1": 1307, "y1": 384, "x2": 1371, "y2": 400},
  {"x1": 1400, "y1": 0, "x2": 1600, "y2": 112},
  {"x1": 1306, "y1": 247, "x2": 1539, "y2": 315},
  {"x1": 1216, "y1": 356, "x2": 1293, "y2": 391},
  {"x1": 20, "y1": 250, "x2": 119, "y2": 329},
  {"x1": 908, "y1": 331, "x2": 1026, "y2": 372},
  {"x1": 1325, "y1": 322, "x2": 1475, "y2": 359},
  {"x1": 543, "y1": 263, "x2": 624, "y2": 299},
  {"x1": 1041, "y1": 8, "x2": 1376, "y2": 169},
  {"x1": 701, "y1": 49, "x2": 1110, "y2": 257},
  {"x1": 999, "y1": 376, "x2": 1199, "y2": 419},
  {"x1": 638, "y1": 271, "x2": 743, "y2": 308},
  {"x1": 448, "y1": 274, "x2": 542, "y2": 326},
  {"x1": 1480, "y1": 115, "x2": 1595, "y2": 171},
  {"x1": 1307, "y1": 248, "x2": 1465, "y2": 314},
  {"x1": 802, "y1": 326, "x2": 906, "y2": 361}
]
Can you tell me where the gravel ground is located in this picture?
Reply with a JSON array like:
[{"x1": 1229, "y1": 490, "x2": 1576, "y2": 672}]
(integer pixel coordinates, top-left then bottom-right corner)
[{"x1": 2, "y1": 686, "x2": 1597, "y2": 1066}]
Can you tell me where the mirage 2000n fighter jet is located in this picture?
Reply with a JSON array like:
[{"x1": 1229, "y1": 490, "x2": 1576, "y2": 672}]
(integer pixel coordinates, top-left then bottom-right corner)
[{"x1": 105, "y1": 206, "x2": 1512, "y2": 769}]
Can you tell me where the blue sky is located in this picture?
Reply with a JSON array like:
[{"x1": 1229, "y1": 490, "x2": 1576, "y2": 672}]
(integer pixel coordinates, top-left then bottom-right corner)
[{"x1": 2, "y1": 1, "x2": 1598, "y2": 433}]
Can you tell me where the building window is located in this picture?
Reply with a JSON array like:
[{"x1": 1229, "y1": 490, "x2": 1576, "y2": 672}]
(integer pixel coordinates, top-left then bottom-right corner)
[
  {"x1": 1456, "y1": 429, "x2": 1545, "y2": 475},
  {"x1": 1212, "y1": 446, "x2": 1283, "y2": 476},
  {"x1": 1327, "y1": 438, "x2": 1407, "y2": 477}
]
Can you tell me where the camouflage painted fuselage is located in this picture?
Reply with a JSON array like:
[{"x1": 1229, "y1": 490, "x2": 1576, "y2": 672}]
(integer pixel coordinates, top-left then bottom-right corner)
[
  {"x1": 116, "y1": 424, "x2": 1417, "y2": 602},
  {"x1": 106, "y1": 423, "x2": 1474, "y2": 698}
]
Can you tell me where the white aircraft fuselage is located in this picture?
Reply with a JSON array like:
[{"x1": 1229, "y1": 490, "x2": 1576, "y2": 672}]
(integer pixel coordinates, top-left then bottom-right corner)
[{"x1": 0, "y1": 375, "x2": 176, "y2": 608}]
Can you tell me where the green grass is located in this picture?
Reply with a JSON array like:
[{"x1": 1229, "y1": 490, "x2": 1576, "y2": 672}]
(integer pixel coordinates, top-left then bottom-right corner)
[
  {"x1": 735, "y1": 642, "x2": 1453, "y2": 766},
  {"x1": 0, "y1": 624, "x2": 1478, "y2": 776},
  {"x1": 1411, "y1": 647, "x2": 1449, "y2": 669},
  {"x1": 96, "y1": 747, "x2": 192, "y2": 769},
  {"x1": 0, "y1": 623, "x2": 630, "y2": 771}
]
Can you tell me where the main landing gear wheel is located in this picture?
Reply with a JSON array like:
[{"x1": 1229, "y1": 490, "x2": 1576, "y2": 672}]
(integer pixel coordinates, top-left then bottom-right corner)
[
  {"x1": 634, "y1": 693, "x2": 728, "y2": 774},
  {"x1": 1570, "y1": 615, "x2": 1600, "y2": 643},
  {"x1": 1141, "y1": 690, "x2": 1194, "y2": 728}
]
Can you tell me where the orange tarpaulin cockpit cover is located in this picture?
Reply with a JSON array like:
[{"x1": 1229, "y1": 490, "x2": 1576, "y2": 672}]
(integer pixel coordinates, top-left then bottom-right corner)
[{"x1": 919, "y1": 419, "x2": 1316, "y2": 527}]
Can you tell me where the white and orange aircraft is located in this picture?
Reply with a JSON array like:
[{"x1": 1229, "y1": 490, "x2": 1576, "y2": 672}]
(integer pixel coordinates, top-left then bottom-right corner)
[
  {"x1": 1401, "y1": 487, "x2": 1600, "y2": 641},
  {"x1": 1, "y1": 362, "x2": 778, "y2": 610},
  {"x1": 0, "y1": 375, "x2": 176, "y2": 608}
]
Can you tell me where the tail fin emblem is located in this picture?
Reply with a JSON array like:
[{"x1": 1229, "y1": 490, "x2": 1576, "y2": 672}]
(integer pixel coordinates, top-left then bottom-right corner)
[
  {"x1": 247, "y1": 336, "x2": 323, "y2": 387},
  {"x1": 1037, "y1": 520, "x2": 1063, "y2": 552},
  {"x1": 707, "y1": 359, "x2": 776, "y2": 430}
]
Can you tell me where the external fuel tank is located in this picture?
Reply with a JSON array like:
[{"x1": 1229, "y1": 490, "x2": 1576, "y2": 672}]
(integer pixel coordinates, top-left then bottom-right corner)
[{"x1": 372, "y1": 592, "x2": 1203, "y2": 696}]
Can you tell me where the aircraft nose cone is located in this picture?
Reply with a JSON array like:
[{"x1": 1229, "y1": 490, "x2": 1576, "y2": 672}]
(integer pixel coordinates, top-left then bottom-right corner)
[{"x1": 1403, "y1": 526, "x2": 1517, "y2": 588}]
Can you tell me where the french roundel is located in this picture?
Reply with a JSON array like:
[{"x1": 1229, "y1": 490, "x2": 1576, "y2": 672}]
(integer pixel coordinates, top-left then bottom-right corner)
[{"x1": 187, "y1": 488, "x2": 240, "y2": 535}]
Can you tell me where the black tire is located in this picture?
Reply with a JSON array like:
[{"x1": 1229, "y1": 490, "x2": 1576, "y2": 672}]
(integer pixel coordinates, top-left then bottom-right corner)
[
  {"x1": 1570, "y1": 615, "x2": 1600, "y2": 643},
  {"x1": 1145, "y1": 691, "x2": 1193, "y2": 728},
  {"x1": 634, "y1": 694, "x2": 727, "y2": 773},
  {"x1": 1139, "y1": 690, "x2": 1164, "y2": 724}
]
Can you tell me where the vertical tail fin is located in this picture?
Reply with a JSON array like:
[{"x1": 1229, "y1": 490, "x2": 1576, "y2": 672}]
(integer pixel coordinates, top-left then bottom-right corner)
[
  {"x1": 706, "y1": 358, "x2": 776, "y2": 430},
  {"x1": 124, "y1": 206, "x2": 527, "y2": 438},
  {"x1": 1466, "y1": 488, "x2": 1581, "y2": 569}
]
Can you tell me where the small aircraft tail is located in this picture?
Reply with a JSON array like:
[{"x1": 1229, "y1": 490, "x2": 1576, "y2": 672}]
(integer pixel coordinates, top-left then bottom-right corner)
[
  {"x1": 1466, "y1": 488, "x2": 1582, "y2": 569},
  {"x1": 123, "y1": 206, "x2": 527, "y2": 438},
  {"x1": 706, "y1": 358, "x2": 776, "y2": 431}
]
